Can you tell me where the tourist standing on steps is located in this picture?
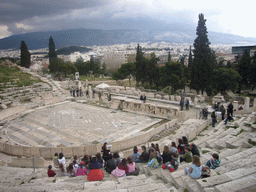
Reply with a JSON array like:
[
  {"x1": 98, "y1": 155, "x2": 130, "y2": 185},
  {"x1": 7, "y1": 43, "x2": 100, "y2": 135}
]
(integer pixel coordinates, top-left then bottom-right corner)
[
  {"x1": 221, "y1": 105, "x2": 225, "y2": 120},
  {"x1": 92, "y1": 89, "x2": 95, "y2": 98},
  {"x1": 211, "y1": 111, "x2": 216, "y2": 127},
  {"x1": 180, "y1": 98, "x2": 184, "y2": 111},
  {"x1": 76, "y1": 88, "x2": 79, "y2": 97},
  {"x1": 143, "y1": 94, "x2": 146, "y2": 103},
  {"x1": 70, "y1": 87, "x2": 73, "y2": 97},
  {"x1": 228, "y1": 102, "x2": 234, "y2": 117},
  {"x1": 98, "y1": 92, "x2": 103, "y2": 101},
  {"x1": 108, "y1": 92, "x2": 111, "y2": 101},
  {"x1": 185, "y1": 99, "x2": 189, "y2": 110},
  {"x1": 101, "y1": 142, "x2": 110, "y2": 164},
  {"x1": 73, "y1": 88, "x2": 76, "y2": 97},
  {"x1": 203, "y1": 107, "x2": 208, "y2": 119},
  {"x1": 79, "y1": 88, "x2": 82, "y2": 97}
]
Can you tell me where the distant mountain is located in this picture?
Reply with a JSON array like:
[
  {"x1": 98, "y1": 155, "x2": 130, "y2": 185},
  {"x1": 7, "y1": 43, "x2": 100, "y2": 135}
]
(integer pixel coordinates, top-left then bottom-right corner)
[{"x1": 0, "y1": 28, "x2": 256, "y2": 50}]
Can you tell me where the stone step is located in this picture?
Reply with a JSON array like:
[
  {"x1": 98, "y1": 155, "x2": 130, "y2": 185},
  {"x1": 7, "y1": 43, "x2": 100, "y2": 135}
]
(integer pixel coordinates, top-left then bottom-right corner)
[
  {"x1": 182, "y1": 175, "x2": 202, "y2": 192},
  {"x1": 225, "y1": 147, "x2": 256, "y2": 162},
  {"x1": 218, "y1": 148, "x2": 242, "y2": 160},
  {"x1": 215, "y1": 153, "x2": 256, "y2": 174},
  {"x1": 214, "y1": 173, "x2": 256, "y2": 192},
  {"x1": 197, "y1": 174, "x2": 231, "y2": 190}
]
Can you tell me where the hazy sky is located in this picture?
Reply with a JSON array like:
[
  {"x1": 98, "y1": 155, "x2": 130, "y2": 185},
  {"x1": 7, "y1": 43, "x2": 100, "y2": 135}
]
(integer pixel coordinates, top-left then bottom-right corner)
[{"x1": 0, "y1": 0, "x2": 255, "y2": 39}]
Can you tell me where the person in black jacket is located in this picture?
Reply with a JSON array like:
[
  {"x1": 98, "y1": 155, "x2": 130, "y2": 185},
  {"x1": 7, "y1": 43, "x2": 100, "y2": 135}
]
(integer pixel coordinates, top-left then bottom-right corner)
[
  {"x1": 190, "y1": 143, "x2": 200, "y2": 157},
  {"x1": 227, "y1": 102, "x2": 234, "y2": 116},
  {"x1": 138, "y1": 145, "x2": 149, "y2": 162}
]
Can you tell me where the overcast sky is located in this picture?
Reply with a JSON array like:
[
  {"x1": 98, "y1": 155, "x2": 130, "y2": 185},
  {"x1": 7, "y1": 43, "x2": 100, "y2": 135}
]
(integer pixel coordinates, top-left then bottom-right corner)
[{"x1": 0, "y1": 0, "x2": 255, "y2": 39}]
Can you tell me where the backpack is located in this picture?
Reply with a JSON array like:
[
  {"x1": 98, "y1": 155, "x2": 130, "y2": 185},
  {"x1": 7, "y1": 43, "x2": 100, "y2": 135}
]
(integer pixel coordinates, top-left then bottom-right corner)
[{"x1": 201, "y1": 165, "x2": 211, "y2": 178}]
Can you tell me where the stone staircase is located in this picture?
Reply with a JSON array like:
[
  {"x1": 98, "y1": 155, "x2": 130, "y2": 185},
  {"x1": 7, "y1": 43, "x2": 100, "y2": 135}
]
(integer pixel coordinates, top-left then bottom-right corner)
[
  {"x1": 0, "y1": 107, "x2": 256, "y2": 191},
  {"x1": 0, "y1": 165, "x2": 172, "y2": 192}
]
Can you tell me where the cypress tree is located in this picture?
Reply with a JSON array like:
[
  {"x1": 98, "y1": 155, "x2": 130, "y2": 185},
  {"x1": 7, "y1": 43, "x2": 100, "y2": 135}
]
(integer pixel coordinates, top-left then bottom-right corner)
[
  {"x1": 188, "y1": 46, "x2": 193, "y2": 68},
  {"x1": 167, "y1": 51, "x2": 171, "y2": 63},
  {"x1": 20, "y1": 41, "x2": 31, "y2": 68},
  {"x1": 190, "y1": 13, "x2": 215, "y2": 95},
  {"x1": 135, "y1": 44, "x2": 145, "y2": 86},
  {"x1": 48, "y1": 36, "x2": 58, "y2": 73}
]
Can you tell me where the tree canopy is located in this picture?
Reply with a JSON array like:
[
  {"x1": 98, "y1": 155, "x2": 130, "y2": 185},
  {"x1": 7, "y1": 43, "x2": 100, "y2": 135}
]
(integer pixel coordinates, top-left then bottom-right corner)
[{"x1": 212, "y1": 68, "x2": 242, "y2": 94}]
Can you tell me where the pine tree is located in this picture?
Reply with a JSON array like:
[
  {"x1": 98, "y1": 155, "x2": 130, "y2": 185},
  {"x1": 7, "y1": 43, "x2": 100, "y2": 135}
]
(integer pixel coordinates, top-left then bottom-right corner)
[
  {"x1": 20, "y1": 41, "x2": 31, "y2": 68},
  {"x1": 48, "y1": 36, "x2": 58, "y2": 73},
  {"x1": 190, "y1": 13, "x2": 215, "y2": 95}
]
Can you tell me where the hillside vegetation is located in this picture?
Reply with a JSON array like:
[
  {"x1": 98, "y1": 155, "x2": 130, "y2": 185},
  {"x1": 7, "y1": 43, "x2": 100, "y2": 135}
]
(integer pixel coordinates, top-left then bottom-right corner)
[{"x1": 0, "y1": 65, "x2": 41, "y2": 88}]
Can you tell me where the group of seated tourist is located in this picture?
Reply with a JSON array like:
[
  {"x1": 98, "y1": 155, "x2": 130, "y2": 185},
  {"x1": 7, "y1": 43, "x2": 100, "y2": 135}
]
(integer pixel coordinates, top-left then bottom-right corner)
[{"x1": 48, "y1": 138, "x2": 220, "y2": 181}]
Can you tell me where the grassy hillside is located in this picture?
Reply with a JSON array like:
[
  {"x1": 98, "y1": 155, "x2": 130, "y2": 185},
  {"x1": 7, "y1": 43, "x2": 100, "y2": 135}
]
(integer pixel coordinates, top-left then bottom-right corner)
[{"x1": 0, "y1": 65, "x2": 41, "y2": 89}]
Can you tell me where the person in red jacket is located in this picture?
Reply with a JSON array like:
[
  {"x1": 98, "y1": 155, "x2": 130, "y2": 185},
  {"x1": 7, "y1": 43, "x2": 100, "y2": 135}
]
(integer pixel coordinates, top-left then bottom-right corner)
[
  {"x1": 118, "y1": 158, "x2": 128, "y2": 173},
  {"x1": 47, "y1": 165, "x2": 56, "y2": 177}
]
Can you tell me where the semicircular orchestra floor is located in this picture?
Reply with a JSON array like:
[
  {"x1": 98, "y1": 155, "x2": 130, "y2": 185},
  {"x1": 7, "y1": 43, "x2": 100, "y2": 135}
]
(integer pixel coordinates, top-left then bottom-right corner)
[{"x1": 7, "y1": 102, "x2": 162, "y2": 147}]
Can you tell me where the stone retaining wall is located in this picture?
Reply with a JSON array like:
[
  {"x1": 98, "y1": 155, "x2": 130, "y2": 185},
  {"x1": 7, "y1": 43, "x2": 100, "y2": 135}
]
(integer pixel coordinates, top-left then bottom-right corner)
[
  {"x1": 119, "y1": 99, "x2": 180, "y2": 119},
  {"x1": 0, "y1": 119, "x2": 177, "y2": 159}
]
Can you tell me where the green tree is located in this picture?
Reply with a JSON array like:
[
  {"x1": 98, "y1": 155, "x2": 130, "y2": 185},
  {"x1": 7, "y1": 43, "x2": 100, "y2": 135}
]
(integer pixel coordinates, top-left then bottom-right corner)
[
  {"x1": 237, "y1": 50, "x2": 251, "y2": 88},
  {"x1": 58, "y1": 60, "x2": 78, "y2": 77},
  {"x1": 190, "y1": 13, "x2": 216, "y2": 95},
  {"x1": 188, "y1": 46, "x2": 193, "y2": 68},
  {"x1": 113, "y1": 62, "x2": 135, "y2": 85},
  {"x1": 20, "y1": 41, "x2": 31, "y2": 68},
  {"x1": 167, "y1": 51, "x2": 171, "y2": 63},
  {"x1": 135, "y1": 44, "x2": 146, "y2": 86},
  {"x1": 145, "y1": 53, "x2": 159, "y2": 88},
  {"x1": 74, "y1": 56, "x2": 87, "y2": 75},
  {"x1": 48, "y1": 36, "x2": 58, "y2": 73},
  {"x1": 160, "y1": 62, "x2": 185, "y2": 93},
  {"x1": 212, "y1": 68, "x2": 242, "y2": 94},
  {"x1": 88, "y1": 55, "x2": 101, "y2": 75},
  {"x1": 250, "y1": 52, "x2": 256, "y2": 90}
]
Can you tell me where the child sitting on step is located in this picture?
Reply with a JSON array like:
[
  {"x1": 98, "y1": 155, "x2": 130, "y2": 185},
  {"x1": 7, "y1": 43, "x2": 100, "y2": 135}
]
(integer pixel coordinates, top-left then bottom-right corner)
[
  {"x1": 162, "y1": 153, "x2": 179, "y2": 172},
  {"x1": 205, "y1": 153, "x2": 220, "y2": 169},
  {"x1": 47, "y1": 165, "x2": 56, "y2": 177},
  {"x1": 184, "y1": 155, "x2": 202, "y2": 179}
]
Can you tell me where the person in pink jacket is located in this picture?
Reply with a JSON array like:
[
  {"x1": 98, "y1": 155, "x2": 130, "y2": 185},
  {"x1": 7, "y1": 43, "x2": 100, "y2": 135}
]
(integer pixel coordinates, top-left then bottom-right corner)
[{"x1": 75, "y1": 161, "x2": 87, "y2": 176}]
